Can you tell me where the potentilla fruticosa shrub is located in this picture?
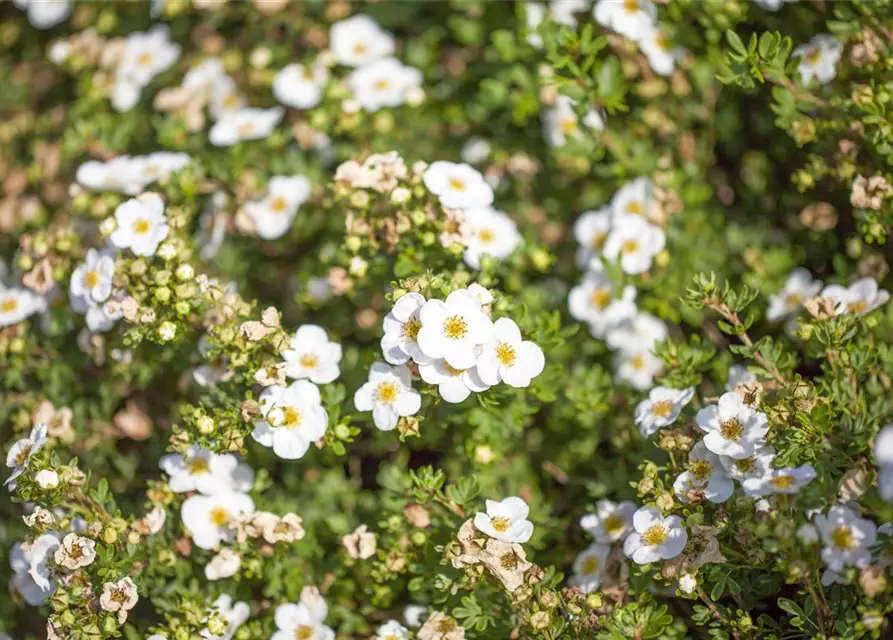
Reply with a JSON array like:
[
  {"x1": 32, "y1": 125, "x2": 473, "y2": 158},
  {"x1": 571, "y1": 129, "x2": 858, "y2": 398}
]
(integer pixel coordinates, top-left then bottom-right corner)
[{"x1": 1, "y1": 0, "x2": 893, "y2": 638}]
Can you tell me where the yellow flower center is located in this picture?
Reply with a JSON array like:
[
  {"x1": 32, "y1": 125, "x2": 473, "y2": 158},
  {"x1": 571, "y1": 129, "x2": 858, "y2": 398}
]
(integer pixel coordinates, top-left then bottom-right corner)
[
  {"x1": 590, "y1": 288, "x2": 612, "y2": 310},
  {"x1": 591, "y1": 232, "x2": 607, "y2": 250},
  {"x1": 448, "y1": 177, "x2": 466, "y2": 192},
  {"x1": 269, "y1": 196, "x2": 288, "y2": 214},
  {"x1": 770, "y1": 474, "x2": 794, "y2": 490},
  {"x1": 581, "y1": 555, "x2": 599, "y2": 574},
  {"x1": 299, "y1": 353, "x2": 319, "y2": 369},
  {"x1": 690, "y1": 459, "x2": 712, "y2": 481},
  {"x1": 831, "y1": 525, "x2": 854, "y2": 550},
  {"x1": 187, "y1": 457, "x2": 210, "y2": 474},
  {"x1": 643, "y1": 524, "x2": 668, "y2": 546},
  {"x1": 623, "y1": 0, "x2": 639, "y2": 13},
  {"x1": 436, "y1": 618, "x2": 457, "y2": 633},
  {"x1": 720, "y1": 418, "x2": 743, "y2": 440},
  {"x1": 14, "y1": 444, "x2": 32, "y2": 466},
  {"x1": 847, "y1": 300, "x2": 868, "y2": 314},
  {"x1": 301, "y1": 66, "x2": 314, "y2": 80},
  {"x1": 622, "y1": 239, "x2": 639, "y2": 254},
  {"x1": 443, "y1": 363, "x2": 464, "y2": 376},
  {"x1": 490, "y1": 516, "x2": 511, "y2": 532},
  {"x1": 1, "y1": 296, "x2": 18, "y2": 313},
  {"x1": 734, "y1": 457, "x2": 757, "y2": 474},
  {"x1": 209, "y1": 507, "x2": 230, "y2": 526},
  {"x1": 133, "y1": 218, "x2": 151, "y2": 235},
  {"x1": 282, "y1": 407, "x2": 303, "y2": 429},
  {"x1": 806, "y1": 47, "x2": 822, "y2": 65},
  {"x1": 500, "y1": 551, "x2": 519, "y2": 569},
  {"x1": 478, "y1": 228, "x2": 495, "y2": 244},
  {"x1": 238, "y1": 122, "x2": 255, "y2": 137},
  {"x1": 656, "y1": 33, "x2": 670, "y2": 51},
  {"x1": 402, "y1": 316, "x2": 421, "y2": 340},
  {"x1": 785, "y1": 293, "x2": 803, "y2": 309},
  {"x1": 84, "y1": 270, "x2": 100, "y2": 289},
  {"x1": 374, "y1": 79, "x2": 390, "y2": 91},
  {"x1": 604, "y1": 514, "x2": 626, "y2": 535},
  {"x1": 630, "y1": 354, "x2": 645, "y2": 371},
  {"x1": 650, "y1": 400, "x2": 674, "y2": 418},
  {"x1": 295, "y1": 625, "x2": 314, "y2": 640},
  {"x1": 626, "y1": 200, "x2": 644, "y2": 215},
  {"x1": 495, "y1": 342, "x2": 517, "y2": 367},
  {"x1": 442, "y1": 315, "x2": 468, "y2": 340},
  {"x1": 222, "y1": 93, "x2": 239, "y2": 109},
  {"x1": 560, "y1": 118, "x2": 578, "y2": 135},
  {"x1": 353, "y1": 42, "x2": 368, "y2": 56},
  {"x1": 375, "y1": 381, "x2": 399, "y2": 404},
  {"x1": 138, "y1": 52, "x2": 153, "y2": 66}
]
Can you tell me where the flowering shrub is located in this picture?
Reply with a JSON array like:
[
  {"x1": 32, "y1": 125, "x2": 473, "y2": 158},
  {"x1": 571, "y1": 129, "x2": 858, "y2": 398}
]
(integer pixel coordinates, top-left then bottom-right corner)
[{"x1": 3, "y1": 1, "x2": 893, "y2": 639}]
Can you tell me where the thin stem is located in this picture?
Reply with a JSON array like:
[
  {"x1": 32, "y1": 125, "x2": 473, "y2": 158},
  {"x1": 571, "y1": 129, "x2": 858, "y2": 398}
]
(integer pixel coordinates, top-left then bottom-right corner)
[
  {"x1": 696, "y1": 587, "x2": 742, "y2": 640},
  {"x1": 762, "y1": 71, "x2": 829, "y2": 108}
]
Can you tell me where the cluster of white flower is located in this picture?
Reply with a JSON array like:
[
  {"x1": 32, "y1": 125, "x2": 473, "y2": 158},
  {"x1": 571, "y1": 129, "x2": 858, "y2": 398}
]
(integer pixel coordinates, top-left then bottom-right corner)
[
  {"x1": 571, "y1": 499, "x2": 634, "y2": 592},
  {"x1": 272, "y1": 587, "x2": 336, "y2": 640},
  {"x1": 76, "y1": 152, "x2": 191, "y2": 195},
  {"x1": 423, "y1": 160, "x2": 524, "y2": 270},
  {"x1": 569, "y1": 178, "x2": 669, "y2": 389},
  {"x1": 112, "y1": 26, "x2": 181, "y2": 112},
  {"x1": 767, "y1": 268, "x2": 890, "y2": 322},
  {"x1": 593, "y1": 0, "x2": 683, "y2": 76},
  {"x1": 356, "y1": 284, "x2": 545, "y2": 427},
  {"x1": 252, "y1": 324, "x2": 342, "y2": 458}
]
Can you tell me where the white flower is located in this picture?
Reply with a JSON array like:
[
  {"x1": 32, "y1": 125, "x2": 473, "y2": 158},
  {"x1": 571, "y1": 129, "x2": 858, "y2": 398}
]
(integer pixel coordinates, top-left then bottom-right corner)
[
  {"x1": 639, "y1": 26, "x2": 683, "y2": 76},
  {"x1": 720, "y1": 444, "x2": 775, "y2": 485},
  {"x1": 797, "y1": 523, "x2": 819, "y2": 544},
  {"x1": 53, "y1": 533, "x2": 95, "y2": 570},
  {"x1": 348, "y1": 57, "x2": 423, "y2": 112},
  {"x1": 743, "y1": 465, "x2": 816, "y2": 497},
  {"x1": 634, "y1": 386, "x2": 694, "y2": 437},
  {"x1": 13, "y1": 0, "x2": 71, "y2": 29},
  {"x1": 159, "y1": 445, "x2": 254, "y2": 495},
  {"x1": 673, "y1": 441, "x2": 735, "y2": 504},
  {"x1": 569, "y1": 541, "x2": 611, "y2": 593},
  {"x1": 113, "y1": 26, "x2": 181, "y2": 111},
  {"x1": 593, "y1": 0, "x2": 657, "y2": 42},
  {"x1": 142, "y1": 151, "x2": 191, "y2": 184},
  {"x1": 202, "y1": 594, "x2": 250, "y2": 640},
  {"x1": 5, "y1": 423, "x2": 48, "y2": 489},
  {"x1": 381, "y1": 293, "x2": 432, "y2": 365},
  {"x1": 99, "y1": 577, "x2": 138, "y2": 615},
  {"x1": 579, "y1": 499, "x2": 636, "y2": 542},
  {"x1": 567, "y1": 272, "x2": 637, "y2": 339},
  {"x1": 793, "y1": 34, "x2": 843, "y2": 85},
  {"x1": 473, "y1": 497, "x2": 534, "y2": 543},
  {"x1": 550, "y1": 0, "x2": 590, "y2": 26},
  {"x1": 272, "y1": 588, "x2": 335, "y2": 640},
  {"x1": 461, "y1": 137, "x2": 491, "y2": 165},
  {"x1": 622, "y1": 506, "x2": 688, "y2": 564},
  {"x1": 273, "y1": 62, "x2": 329, "y2": 110},
  {"x1": 695, "y1": 391, "x2": 769, "y2": 460},
  {"x1": 253, "y1": 380, "x2": 329, "y2": 459},
  {"x1": 678, "y1": 573, "x2": 698, "y2": 594},
  {"x1": 329, "y1": 15, "x2": 395, "y2": 67},
  {"x1": 821, "y1": 277, "x2": 890, "y2": 317},
  {"x1": 10, "y1": 533, "x2": 59, "y2": 605},
  {"x1": 281, "y1": 324, "x2": 342, "y2": 384},
  {"x1": 34, "y1": 469, "x2": 59, "y2": 489},
  {"x1": 614, "y1": 348, "x2": 663, "y2": 391},
  {"x1": 726, "y1": 363, "x2": 757, "y2": 391},
  {"x1": 417, "y1": 289, "x2": 494, "y2": 369},
  {"x1": 70, "y1": 249, "x2": 115, "y2": 305},
  {"x1": 353, "y1": 362, "x2": 421, "y2": 431},
  {"x1": 476, "y1": 318, "x2": 545, "y2": 388},
  {"x1": 543, "y1": 95, "x2": 604, "y2": 148},
  {"x1": 603, "y1": 215, "x2": 665, "y2": 275},
  {"x1": 375, "y1": 620, "x2": 410, "y2": 640},
  {"x1": 0, "y1": 285, "x2": 42, "y2": 328},
  {"x1": 611, "y1": 177, "x2": 652, "y2": 218},
  {"x1": 76, "y1": 156, "x2": 147, "y2": 194},
  {"x1": 110, "y1": 193, "x2": 170, "y2": 257},
  {"x1": 181, "y1": 491, "x2": 255, "y2": 550},
  {"x1": 403, "y1": 605, "x2": 427, "y2": 628},
  {"x1": 205, "y1": 548, "x2": 242, "y2": 581},
  {"x1": 814, "y1": 505, "x2": 877, "y2": 572},
  {"x1": 467, "y1": 283, "x2": 494, "y2": 306},
  {"x1": 209, "y1": 107, "x2": 284, "y2": 147},
  {"x1": 418, "y1": 358, "x2": 490, "y2": 404},
  {"x1": 573, "y1": 207, "x2": 613, "y2": 268},
  {"x1": 244, "y1": 175, "x2": 312, "y2": 240},
  {"x1": 462, "y1": 207, "x2": 523, "y2": 269},
  {"x1": 423, "y1": 161, "x2": 494, "y2": 210},
  {"x1": 208, "y1": 76, "x2": 246, "y2": 121},
  {"x1": 767, "y1": 268, "x2": 822, "y2": 321},
  {"x1": 875, "y1": 425, "x2": 893, "y2": 502}
]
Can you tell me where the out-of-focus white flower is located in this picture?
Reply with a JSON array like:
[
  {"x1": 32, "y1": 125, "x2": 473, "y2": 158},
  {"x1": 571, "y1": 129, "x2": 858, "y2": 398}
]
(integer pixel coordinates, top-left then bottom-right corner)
[
  {"x1": 202, "y1": 594, "x2": 250, "y2": 640},
  {"x1": 639, "y1": 26, "x2": 684, "y2": 76},
  {"x1": 348, "y1": 57, "x2": 423, "y2": 112},
  {"x1": 726, "y1": 363, "x2": 757, "y2": 391},
  {"x1": 34, "y1": 470, "x2": 59, "y2": 489},
  {"x1": 821, "y1": 277, "x2": 890, "y2": 317},
  {"x1": 634, "y1": 386, "x2": 695, "y2": 437},
  {"x1": 113, "y1": 26, "x2": 181, "y2": 112},
  {"x1": 743, "y1": 465, "x2": 816, "y2": 497},
  {"x1": 271, "y1": 587, "x2": 335, "y2": 640},
  {"x1": 375, "y1": 620, "x2": 410, "y2": 640},
  {"x1": 875, "y1": 425, "x2": 893, "y2": 503},
  {"x1": 5, "y1": 424, "x2": 48, "y2": 489},
  {"x1": 209, "y1": 107, "x2": 284, "y2": 147},
  {"x1": 767, "y1": 268, "x2": 822, "y2": 322},
  {"x1": 580, "y1": 499, "x2": 637, "y2": 542},
  {"x1": 205, "y1": 548, "x2": 242, "y2": 581},
  {"x1": 244, "y1": 175, "x2": 312, "y2": 240},
  {"x1": 181, "y1": 492, "x2": 255, "y2": 550},
  {"x1": 462, "y1": 207, "x2": 523, "y2": 269},
  {"x1": 13, "y1": 0, "x2": 71, "y2": 29},
  {"x1": 569, "y1": 541, "x2": 611, "y2": 593},
  {"x1": 568, "y1": 272, "x2": 637, "y2": 339},
  {"x1": 0, "y1": 285, "x2": 43, "y2": 329},
  {"x1": 603, "y1": 214, "x2": 665, "y2": 275},
  {"x1": 593, "y1": 0, "x2": 657, "y2": 42},
  {"x1": 273, "y1": 62, "x2": 329, "y2": 110},
  {"x1": 281, "y1": 325, "x2": 342, "y2": 384},
  {"x1": 329, "y1": 15, "x2": 395, "y2": 67},
  {"x1": 10, "y1": 533, "x2": 59, "y2": 605},
  {"x1": 543, "y1": 95, "x2": 604, "y2": 147},
  {"x1": 793, "y1": 34, "x2": 843, "y2": 85},
  {"x1": 159, "y1": 445, "x2": 254, "y2": 495},
  {"x1": 110, "y1": 193, "x2": 170, "y2": 257},
  {"x1": 423, "y1": 161, "x2": 494, "y2": 210},
  {"x1": 70, "y1": 249, "x2": 115, "y2": 305},
  {"x1": 814, "y1": 505, "x2": 877, "y2": 572}
]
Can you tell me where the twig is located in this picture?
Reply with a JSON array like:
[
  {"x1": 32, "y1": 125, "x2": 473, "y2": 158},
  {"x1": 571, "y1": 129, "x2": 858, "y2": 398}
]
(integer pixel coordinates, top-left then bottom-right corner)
[
  {"x1": 763, "y1": 71, "x2": 829, "y2": 108},
  {"x1": 696, "y1": 587, "x2": 742, "y2": 640},
  {"x1": 709, "y1": 302, "x2": 787, "y2": 386},
  {"x1": 804, "y1": 572, "x2": 830, "y2": 636}
]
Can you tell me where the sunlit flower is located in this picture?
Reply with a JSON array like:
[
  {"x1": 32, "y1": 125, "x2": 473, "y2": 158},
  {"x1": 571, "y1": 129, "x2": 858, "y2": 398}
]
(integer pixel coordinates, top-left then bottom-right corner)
[
  {"x1": 569, "y1": 541, "x2": 611, "y2": 593},
  {"x1": 281, "y1": 324, "x2": 342, "y2": 384},
  {"x1": 348, "y1": 57, "x2": 423, "y2": 112},
  {"x1": 10, "y1": 533, "x2": 59, "y2": 605},
  {"x1": 622, "y1": 506, "x2": 688, "y2": 564},
  {"x1": 593, "y1": 0, "x2": 657, "y2": 43},
  {"x1": 273, "y1": 62, "x2": 329, "y2": 110},
  {"x1": 611, "y1": 178, "x2": 652, "y2": 218},
  {"x1": 793, "y1": 34, "x2": 843, "y2": 85},
  {"x1": 744, "y1": 465, "x2": 816, "y2": 497},
  {"x1": 353, "y1": 362, "x2": 421, "y2": 431},
  {"x1": 201, "y1": 594, "x2": 250, "y2": 640},
  {"x1": 110, "y1": 193, "x2": 169, "y2": 257},
  {"x1": 462, "y1": 207, "x2": 523, "y2": 269},
  {"x1": 418, "y1": 358, "x2": 490, "y2": 404},
  {"x1": 13, "y1": 0, "x2": 71, "y2": 29},
  {"x1": 209, "y1": 107, "x2": 284, "y2": 147},
  {"x1": 568, "y1": 272, "x2": 637, "y2": 339},
  {"x1": 417, "y1": 289, "x2": 494, "y2": 369},
  {"x1": 814, "y1": 505, "x2": 877, "y2": 572},
  {"x1": 113, "y1": 26, "x2": 181, "y2": 111},
  {"x1": 767, "y1": 268, "x2": 822, "y2": 321},
  {"x1": 53, "y1": 533, "x2": 96, "y2": 570},
  {"x1": 5, "y1": 423, "x2": 48, "y2": 489},
  {"x1": 543, "y1": 95, "x2": 604, "y2": 148},
  {"x1": 159, "y1": 445, "x2": 254, "y2": 495},
  {"x1": 253, "y1": 380, "x2": 329, "y2": 459},
  {"x1": 423, "y1": 161, "x2": 494, "y2": 210},
  {"x1": 329, "y1": 15, "x2": 395, "y2": 67},
  {"x1": 70, "y1": 248, "x2": 115, "y2": 305},
  {"x1": 205, "y1": 548, "x2": 242, "y2": 581},
  {"x1": 271, "y1": 587, "x2": 335, "y2": 640},
  {"x1": 673, "y1": 441, "x2": 735, "y2": 503},
  {"x1": 603, "y1": 214, "x2": 665, "y2": 275},
  {"x1": 821, "y1": 277, "x2": 890, "y2": 317},
  {"x1": 475, "y1": 318, "x2": 545, "y2": 388},
  {"x1": 614, "y1": 348, "x2": 663, "y2": 391},
  {"x1": 639, "y1": 26, "x2": 683, "y2": 76},
  {"x1": 473, "y1": 497, "x2": 534, "y2": 544},
  {"x1": 375, "y1": 620, "x2": 410, "y2": 640},
  {"x1": 381, "y1": 293, "x2": 432, "y2": 365},
  {"x1": 0, "y1": 284, "x2": 42, "y2": 328},
  {"x1": 244, "y1": 175, "x2": 312, "y2": 240},
  {"x1": 695, "y1": 391, "x2": 769, "y2": 460},
  {"x1": 181, "y1": 491, "x2": 255, "y2": 550},
  {"x1": 573, "y1": 207, "x2": 613, "y2": 268}
]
